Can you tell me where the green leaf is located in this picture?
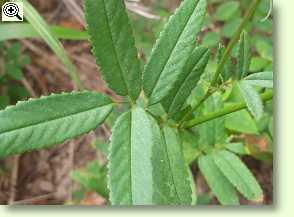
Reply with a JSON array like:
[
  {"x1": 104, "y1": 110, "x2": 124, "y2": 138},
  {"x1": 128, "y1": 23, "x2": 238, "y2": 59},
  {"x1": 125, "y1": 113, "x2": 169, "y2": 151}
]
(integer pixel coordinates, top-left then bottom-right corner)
[
  {"x1": 213, "y1": 150, "x2": 263, "y2": 201},
  {"x1": 244, "y1": 71, "x2": 273, "y2": 88},
  {"x1": 161, "y1": 46, "x2": 210, "y2": 116},
  {"x1": 85, "y1": 0, "x2": 141, "y2": 101},
  {"x1": 237, "y1": 31, "x2": 250, "y2": 79},
  {"x1": 222, "y1": 18, "x2": 242, "y2": 38},
  {"x1": 71, "y1": 161, "x2": 108, "y2": 198},
  {"x1": 158, "y1": 126, "x2": 193, "y2": 204},
  {"x1": 180, "y1": 130, "x2": 200, "y2": 164},
  {"x1": 215, "y1": 1, "x2": 240, "y2": 21},
  {"x1": 6, "y1": 63, "x2": 23, "y2": 80},
  {"x1": 143, "y1": 0, "x2": 206, "y2": 105},
  {"x1": 198, "y1": 93, "x2": 226, "y2": 150},
  {"x1": 216, "y1": 44, "x2": 233, "y2": 81},
  {"x1": 0, "y1": 92, "x2": 113, "y2": 158},
  {"x1": 202, "y1": 32, "x2": 220, "y2": 47},
  {"x1": 109, "y1": 107, "x2": 154, "y2": 205},
  {"x1": 238, "y1": 81, "x2": 264, "y2": 120},
  {"x1": 109, "y1": 107, "x2": 193, "y2": 205},
  {"x1": 22, "y1": 0, "x2": 82, "y2": 89},
  {"x1": 249, "y1": 57, "x2": 270, "y2": 72},
  {"x1": 268, "y1": 117, "x2": 273, "y2": 138},
  {"x1": 0, "y1": 95, "x2": 10, "y2": 110},
  {"x1": 255, "y1": 39, "x2": 273, "y2": 61},
  {"x1": 7, "y1": 85, "x2": 30, "y2": 103},
  {"x1": 196, "y1": 194, "x2": 212, "y2": 205},
  {"x1": 198, "y1": 154, "x2": 239, "y2": 205},
  {"x1": 225, "y1": 143, "x2": 247, "y2": 155},
  {"x1": 0, "y1": 23, "x2": 89, "y2": 41},
  {"x1": 225, "y1": 109, "x2": 259, "y2": 135},
  {"x1": 93, "y1": 139, "x2": 109, "y2": 156}
]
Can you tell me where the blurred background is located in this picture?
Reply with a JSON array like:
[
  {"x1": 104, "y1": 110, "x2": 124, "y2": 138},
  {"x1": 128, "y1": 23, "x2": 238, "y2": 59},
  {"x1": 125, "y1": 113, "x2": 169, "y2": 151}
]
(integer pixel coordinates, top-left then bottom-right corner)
[{"x1": 0, "y1": 0, "x2": 272, "y2": 205}]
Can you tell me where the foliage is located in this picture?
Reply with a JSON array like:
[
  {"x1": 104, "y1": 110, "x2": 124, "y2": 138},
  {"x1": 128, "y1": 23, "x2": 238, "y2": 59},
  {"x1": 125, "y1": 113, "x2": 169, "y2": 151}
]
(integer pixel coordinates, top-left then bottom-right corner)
[
  {"x1": 0, "y1": 42, "x2": 30, "y2": 109},
  {"x1": 0, "y1": 0, "x2": 273, "y2": 205}
]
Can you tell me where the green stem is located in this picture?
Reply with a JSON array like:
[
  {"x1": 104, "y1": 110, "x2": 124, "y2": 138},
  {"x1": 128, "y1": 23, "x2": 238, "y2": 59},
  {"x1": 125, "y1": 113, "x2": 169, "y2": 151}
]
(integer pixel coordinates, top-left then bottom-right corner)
[
  {"x1": 182, "y1": 90, "x2": 273, "y2": 129},
  {"x1": 211, "y1": 0, "x2": 261, "y2": 85},
  {"x1": 178, "y1": 0, "x2": 261, "y2": 126}
]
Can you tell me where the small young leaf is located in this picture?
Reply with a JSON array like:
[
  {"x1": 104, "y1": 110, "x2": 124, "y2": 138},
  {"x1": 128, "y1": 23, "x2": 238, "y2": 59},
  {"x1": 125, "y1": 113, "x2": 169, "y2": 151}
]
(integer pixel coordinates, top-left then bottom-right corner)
[
  {"x1": 237, "y1": 31, "x2": 250, "y2": 79},
  {"x1": 6, "y1": 63, "x2": 23, "y2": 80},
  {"x1": 202, "y1": 32, "x2": 220, "y2": 48},
  {"x1": 213, "y1": 150, "x2": 263, "y2": 201},
  {"x1": 255, "y1": 39, "x2": 273, "y2": 61},
  {"x1": 225, "y1": 143, "x2": 247, "y2": 155},
  {"x1": 143, "y1": 0, "x2": 207, "y2": 105},
  {"x1": 238, "y1": 81, "x2": 264, "y2": 120},
  {"x1": 0, "y1": 92, "x2": 113, "y2": 158},
  {"x1": 244, "y1": 71, "x2": 273, "y2": 88},
  {"x1": 225, "y1": 109, "x2": 259, "y2": 135},
  {"x1": 71, "y1": 161, "x2": 108, "y2": 198},
  {"x1": 0, "y1": 95, "x2": 10, "y2": 110},
  {"x1": 222, "y1": 18, "x2": 242, "y2": 38},
  {"x1": 249, "y1": 57, "x2": 270, "y2": 72},
  {"x1": 85, "y1": 0, "x2": 141, "y2": 100},
  {"x1": 198, "y1": 154, "x2": 239, "y2": 205},
  {"x1": 215, "y1": 1, "x2": 240, "y2": 21},
  {"x1": 180, "y1": 129, "x2": 200, "y2": 164},
  {"x1": 216, "y1": 44, "x2": 233, "y2": 81},
  {"x1": 162, "y1": 46, "x2": 210, "y2": 116}
]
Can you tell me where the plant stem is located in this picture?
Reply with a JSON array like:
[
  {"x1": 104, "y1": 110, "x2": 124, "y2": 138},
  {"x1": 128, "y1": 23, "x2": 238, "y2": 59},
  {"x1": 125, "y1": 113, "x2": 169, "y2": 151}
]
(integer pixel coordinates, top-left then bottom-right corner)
[
  {"x1": 182, "y1": 90, "x2": 273, "y2": 129},
  {"x1": 211, "y1": 0, "x2": 261, "y2": 85},
  {"x1": 178, "y1": 0, "x2": 261, "y2": 126}
]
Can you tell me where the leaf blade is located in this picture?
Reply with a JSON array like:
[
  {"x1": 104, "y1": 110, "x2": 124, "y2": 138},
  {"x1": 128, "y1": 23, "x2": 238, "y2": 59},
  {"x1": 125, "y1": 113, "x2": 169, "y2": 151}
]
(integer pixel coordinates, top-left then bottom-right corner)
[
  {"x1": 143, "y1": 0, "x2": 207, "y2": 105},
  {"x1": 198, "y1": 93, "x2": 226, "y2": 149},
  {"x1": 0, "y1": 92, "x2": 113, "y2": 158},
  {"x1": 162, "y1": 46, "x2": 210, "y2": 116},
  {"x1": 109, "y1": 107, "x2": 155, "y2": 205},
  {"x1": 213, "y1": 150, "x2": 263, "y2": 201},
  {"x1": 244, "y1": 71, "x2": 273, "y2": 88},
  {"x1": 237, "y1": 31, "x2": 250, "y2": 79},
  {"x1": 156, "y1": 126, "x2": 193, "y2": 204},
  {"x1": 85, "y1": 0, "x2": 141, "y2": 100},
  {"x1": 198, "y1": 154, "x2": 239, "y2": 205},
  {"x1": 0, "y1": 23, "x2": 89, "y2": 41},
  {"x1": 239, "y1": 81, "x2": 264, "y2": 120}
]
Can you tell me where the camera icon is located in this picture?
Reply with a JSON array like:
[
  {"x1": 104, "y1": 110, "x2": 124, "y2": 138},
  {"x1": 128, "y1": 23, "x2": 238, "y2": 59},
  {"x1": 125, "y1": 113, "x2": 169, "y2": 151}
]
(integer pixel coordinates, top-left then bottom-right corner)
[{"x1": 1, "y1": 2, "x2": 23, "y2": 22}]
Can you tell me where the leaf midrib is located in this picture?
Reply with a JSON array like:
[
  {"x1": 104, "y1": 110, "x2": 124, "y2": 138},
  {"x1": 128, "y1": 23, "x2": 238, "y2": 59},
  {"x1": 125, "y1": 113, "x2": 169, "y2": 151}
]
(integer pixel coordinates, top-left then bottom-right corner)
[
  {"x1": 101, "y1": 0, "x2": 129, "y2": 95},
  {"x1": 215, "y1": 152, "x2": 254, "y2": 198},
  {"x1": 168, "y1": 50, "x2": 208, "y2": 113},
  {"x1": 163, "y1": 129, "x2": 182, "y2": 202},
  {"x1": 129, "y1": 111, "x2": 133, "y2": 204},
  {"x1": 200, "y1": 156, "x2": 232, "y2": 202},
  {"x1": 0, "y1": 103, "x2": 112, "y2": 135}
]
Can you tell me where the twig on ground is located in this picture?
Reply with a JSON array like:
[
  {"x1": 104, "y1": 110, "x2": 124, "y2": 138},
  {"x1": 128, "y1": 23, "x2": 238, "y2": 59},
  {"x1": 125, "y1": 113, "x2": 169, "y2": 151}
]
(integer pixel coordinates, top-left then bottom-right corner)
[
  {"x1": 21, "y1": 77, "x2": 38, "y2": 98},
  {"x1": 8, "y1": 155, "x2": 20, "y2": 205},
  {"x1": 62, "y1": 0, "x2": 85, "y2": 26},
  {"x1": 10, "y1": 192, "x2": 57, "y2": 205}
]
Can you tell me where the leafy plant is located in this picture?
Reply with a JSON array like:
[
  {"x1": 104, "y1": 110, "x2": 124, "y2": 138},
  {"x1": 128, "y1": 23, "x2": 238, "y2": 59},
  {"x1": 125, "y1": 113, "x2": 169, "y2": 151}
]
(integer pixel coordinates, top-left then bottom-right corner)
[
  {"x1": 0, "y1": 42, "x2": 30, "y2": 109},
  {"x1": 0, "y1": 0, "x2": 273, "y2": 205}
]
